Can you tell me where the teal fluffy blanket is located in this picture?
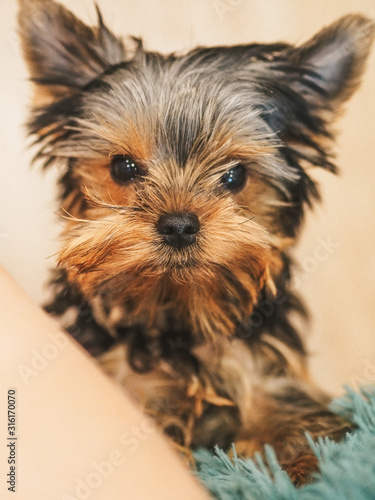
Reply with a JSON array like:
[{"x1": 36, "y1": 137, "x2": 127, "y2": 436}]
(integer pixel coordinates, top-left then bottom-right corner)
[{"x1": 194, "y1": 387, "x2": 375, "y2": 499}]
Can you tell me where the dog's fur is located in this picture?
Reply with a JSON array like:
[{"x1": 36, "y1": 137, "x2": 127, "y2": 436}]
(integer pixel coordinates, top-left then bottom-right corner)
[{"x1": 18, "y1": 0, "x2": 374, "y2": 484}]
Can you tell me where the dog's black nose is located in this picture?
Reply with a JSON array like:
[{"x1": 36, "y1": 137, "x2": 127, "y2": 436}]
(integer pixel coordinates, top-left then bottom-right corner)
[{"x1": 157, "y1": 212, "x2": 200, "y2": 249}]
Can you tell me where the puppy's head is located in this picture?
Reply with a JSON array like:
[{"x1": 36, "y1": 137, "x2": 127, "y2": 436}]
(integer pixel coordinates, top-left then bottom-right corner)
[{"x1": 19, "y1": 0, "x2": 374, "y2": 338}]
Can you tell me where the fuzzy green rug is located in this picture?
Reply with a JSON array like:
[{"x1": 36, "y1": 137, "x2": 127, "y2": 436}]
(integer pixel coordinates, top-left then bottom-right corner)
[{"x1": 194, "y1": 387, "x2": 375, "y2": 499}]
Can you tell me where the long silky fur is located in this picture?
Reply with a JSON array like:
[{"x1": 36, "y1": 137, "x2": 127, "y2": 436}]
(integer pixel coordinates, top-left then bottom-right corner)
[{"x1": 18, "y1": 0, "x2": 374, "y2": 485}]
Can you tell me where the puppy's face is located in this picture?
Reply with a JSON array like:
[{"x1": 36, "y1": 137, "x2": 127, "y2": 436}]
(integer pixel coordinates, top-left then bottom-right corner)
[{"x1": 19, "y1": 0, "x2": 374, "y2": 338}]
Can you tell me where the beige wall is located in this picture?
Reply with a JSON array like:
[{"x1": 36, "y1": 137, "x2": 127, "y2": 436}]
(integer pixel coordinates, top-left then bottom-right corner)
[{"x1": 1, "y1": 0, "x2": 375, "y2": 395}]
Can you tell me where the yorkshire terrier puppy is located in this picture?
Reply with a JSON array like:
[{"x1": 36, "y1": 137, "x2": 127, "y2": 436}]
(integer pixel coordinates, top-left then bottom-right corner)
[{"x1": 18, "y1": 0, "x2": 374, "y2": 485}]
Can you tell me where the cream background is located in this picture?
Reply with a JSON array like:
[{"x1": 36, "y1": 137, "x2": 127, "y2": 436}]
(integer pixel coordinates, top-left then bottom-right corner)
[{"x1": 0, "y1": 0, "x2": 374, "y2": 395}]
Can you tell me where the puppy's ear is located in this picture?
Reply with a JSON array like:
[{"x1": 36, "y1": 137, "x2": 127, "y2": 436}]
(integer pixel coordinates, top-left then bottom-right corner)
[
  {"x1": 292, "y1": 14, "x2": 375, "y2": 107},
  {"x1": 18, "y1": 0, "x2": 125, "y2": 99},
  {"x1": 261, "y1": 15, "x2": 374, "y2": 135}
]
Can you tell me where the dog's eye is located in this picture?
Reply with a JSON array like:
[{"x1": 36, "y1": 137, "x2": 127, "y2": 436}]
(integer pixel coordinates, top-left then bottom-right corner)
[
  {"x1": 221, "y1": 164, "x2": 247, "y2": 192},
  {"x1": 110, "y1": 155, "x2": 142, "y2": 184}
]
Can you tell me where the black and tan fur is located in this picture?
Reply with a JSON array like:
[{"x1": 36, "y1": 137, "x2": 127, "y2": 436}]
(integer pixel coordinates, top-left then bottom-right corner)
[{"x1": 18, "y1": 0, "x2": 374, "y2": 484}]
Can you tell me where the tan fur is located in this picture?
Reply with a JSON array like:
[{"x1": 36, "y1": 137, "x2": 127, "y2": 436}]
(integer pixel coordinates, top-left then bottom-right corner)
[
  {"x1": 99, "y1": 332, "x2": 349, "y2": 472},
  {"x1": 18, "y1": 2, "x2": 374, "y2": 485},
  {"x1": 59, "y1": 141, "x2": 289, "y2": 341}
]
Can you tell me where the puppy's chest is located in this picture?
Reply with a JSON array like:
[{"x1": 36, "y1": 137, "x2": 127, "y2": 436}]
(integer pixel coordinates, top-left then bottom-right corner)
[
  {"x1": 98, "y1": 337, "x2": 259, "y2": 449},
  {"x1": 51, "y1": 282, "x2": 306, "y2": 447}
]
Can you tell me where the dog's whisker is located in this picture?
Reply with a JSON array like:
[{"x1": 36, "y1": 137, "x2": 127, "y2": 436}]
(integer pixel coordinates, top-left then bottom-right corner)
[{"x1": 58, "y1": 207, "x2": 91, "y2": 223}]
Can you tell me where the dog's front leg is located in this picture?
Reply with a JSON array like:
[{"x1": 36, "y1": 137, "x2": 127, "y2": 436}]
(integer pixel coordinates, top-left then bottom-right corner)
[{"x1": 234, "y1": 377, "x2": 352, "y2": 485}]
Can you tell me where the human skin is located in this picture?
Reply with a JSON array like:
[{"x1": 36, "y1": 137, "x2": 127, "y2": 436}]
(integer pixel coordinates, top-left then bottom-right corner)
[{"x1": 0, "y1": 265, "x2": 210, "y2": 500}]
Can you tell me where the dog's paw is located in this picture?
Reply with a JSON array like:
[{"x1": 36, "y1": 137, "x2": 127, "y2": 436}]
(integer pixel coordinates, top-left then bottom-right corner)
[{"x1": 280, "y1": 452, "x2": 319, "y2": 486}]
